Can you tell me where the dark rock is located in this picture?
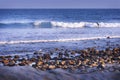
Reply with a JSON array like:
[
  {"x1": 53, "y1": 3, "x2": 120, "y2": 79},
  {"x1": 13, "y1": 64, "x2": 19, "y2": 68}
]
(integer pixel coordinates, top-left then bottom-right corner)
[
  {"x1": 2, "y1": 59, "x2": 9, "y2": 66},
  {"x1": 107, "y1": 36, "x2": 110, "y2": 39},
  {"x1": 14, "y1": 55, "x2": 20, "y2": 59},
  {"x1": 8, "y1": 60, "x2": 16, "y2": 66}
]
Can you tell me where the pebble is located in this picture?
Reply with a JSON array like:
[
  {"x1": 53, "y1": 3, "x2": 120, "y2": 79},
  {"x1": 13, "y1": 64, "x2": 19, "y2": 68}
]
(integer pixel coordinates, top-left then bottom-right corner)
[
  {"x1": 48, "y1": 65, "x2": 56, "y2": 69},
  {"x1": 0, "y1": 47, "x2": 120, "y2": 73},
  {"x1": 36, "y1": 61, "x2": 44, "y2": 66}
]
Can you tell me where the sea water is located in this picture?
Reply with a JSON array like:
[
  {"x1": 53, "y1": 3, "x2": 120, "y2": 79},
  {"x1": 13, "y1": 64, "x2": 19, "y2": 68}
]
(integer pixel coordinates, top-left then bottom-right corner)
[{"x1": 0, "y1": 9, "x2": 120, "y2": 54}]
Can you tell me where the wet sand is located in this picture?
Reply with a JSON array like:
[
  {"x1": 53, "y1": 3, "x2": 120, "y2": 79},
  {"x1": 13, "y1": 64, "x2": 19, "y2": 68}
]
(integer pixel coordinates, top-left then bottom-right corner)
[{"x1": 0, "y1": 66, "x2": 120, "y2": 80}]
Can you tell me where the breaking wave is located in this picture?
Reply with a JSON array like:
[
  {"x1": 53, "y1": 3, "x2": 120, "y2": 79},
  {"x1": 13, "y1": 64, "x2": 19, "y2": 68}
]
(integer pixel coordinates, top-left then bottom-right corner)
[
  {"x1": 0, "y1": 20, "x2": 120, "y2": 28},
  {"x1": 0, "y1": 36, "x2": 120, "y2": 45},
  {"x1": 0, "y1": 20, "x2": 33, "y2": 24}
]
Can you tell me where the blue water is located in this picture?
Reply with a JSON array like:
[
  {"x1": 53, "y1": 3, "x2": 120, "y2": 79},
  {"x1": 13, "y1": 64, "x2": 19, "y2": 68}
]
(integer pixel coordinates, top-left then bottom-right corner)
[
  {"x1": 0, "y1": 9, "x2": 120, "y2": 28},
  {"x1": 0, "y1": 9, "x2": 120, "y2": 54}
]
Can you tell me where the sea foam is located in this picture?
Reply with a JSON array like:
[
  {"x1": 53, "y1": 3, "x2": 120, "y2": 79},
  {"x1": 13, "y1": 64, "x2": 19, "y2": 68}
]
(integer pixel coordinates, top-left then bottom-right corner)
[
  {"x1": 0, "y1": 36, "x2": 120, "y2": 45},
  {"x1": 0, "y1": 20, "x2": 120, "y2": 28},
  {"x1": 51, "y1": 21, "x2": 120, "y2": 28}
]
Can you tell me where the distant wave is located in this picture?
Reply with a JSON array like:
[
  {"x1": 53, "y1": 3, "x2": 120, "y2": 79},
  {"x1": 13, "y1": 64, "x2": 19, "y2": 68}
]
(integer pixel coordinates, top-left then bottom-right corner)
[
  {"x1": 0, "y1": 20, "x2": 120, "y2": 28},
  {"x1": 0, "y1": 36, "x2": 120, "y2": 45},
  {"x1": 0, "y1": 20, "x2": 33, "y2": 24}
]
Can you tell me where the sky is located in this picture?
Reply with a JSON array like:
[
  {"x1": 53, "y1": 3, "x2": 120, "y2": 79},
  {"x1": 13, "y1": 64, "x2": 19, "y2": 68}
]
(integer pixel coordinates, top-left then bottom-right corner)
[{"x1": 0, "y1": 0, "x2": 120, "y2": 9}]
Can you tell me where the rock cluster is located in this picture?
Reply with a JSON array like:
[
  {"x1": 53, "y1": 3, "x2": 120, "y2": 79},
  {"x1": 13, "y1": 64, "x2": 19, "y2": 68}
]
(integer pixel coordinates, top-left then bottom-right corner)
[{"x1": 0, "y1": 47, "x2": 120, "y2": 73}]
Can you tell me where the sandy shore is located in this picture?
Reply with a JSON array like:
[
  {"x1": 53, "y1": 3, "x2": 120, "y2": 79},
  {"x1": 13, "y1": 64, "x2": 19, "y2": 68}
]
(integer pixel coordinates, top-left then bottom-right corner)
[
  {"x1": 0, "y1": 66, "x2": 120, "y2": 80},
  {"x1": 0, "y1": 37, "x2": 120, "y2": 80}
]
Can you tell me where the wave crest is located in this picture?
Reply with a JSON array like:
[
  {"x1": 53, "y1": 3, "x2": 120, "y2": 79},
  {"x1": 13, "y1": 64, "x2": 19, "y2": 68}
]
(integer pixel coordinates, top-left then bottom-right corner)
[
  {"x1": 51, "y1": 21, "x2": 86, "y2": 28},
  {"x1": 52, "y1": 21, "x2": 120, "y2": 28},
  {"x1": 0, "y1": 20, "x2": 33, "y2": 24},
  {"x1": 0, "y1": 20, "x2": 120, "y2": 28}
]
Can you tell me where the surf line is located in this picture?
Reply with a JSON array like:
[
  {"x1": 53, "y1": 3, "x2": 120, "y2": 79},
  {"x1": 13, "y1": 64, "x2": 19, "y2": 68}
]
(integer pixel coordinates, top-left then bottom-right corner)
[{"x1": 0, "y1": 36, "x2": 120, "y2": 45}]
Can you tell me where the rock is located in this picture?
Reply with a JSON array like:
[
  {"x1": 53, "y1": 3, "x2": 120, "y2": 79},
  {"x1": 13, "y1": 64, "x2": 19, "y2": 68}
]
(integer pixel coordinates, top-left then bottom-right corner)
[
  {"x1": 36, "y1": 61, "x2": 43, "y2": 66},
  {"x1": 91, "y1": 62, "x2": 98, "y2": 67},
  {"x1": 48, "y1": 65, "x2": 56, "y2": 69},
  {"x1": 62, "y1": 65, "x2": 68, "y2": 69},
  {"x1": 76, "y1": 60, "x2": 81, "y2": 66},
  {"x1": 34, "y1": 51, "x2": 42, "y2": 55},
  {"x1": 69, "y1": 60, "x2": 75, "y2": 65},
  {"x1": 8, "y1": 60, "x2": 16, "y2": 66},
  {"x1": 14, "y1": 55, "x2": 20, "y2": 59},
  {"x1": 64, "y1": 53, "x2": 69, "y2": 57},
  {"x1": 5, "y1": 56, "x2": 12, "y2": 58},
  {"x1": 83, "y1": 59, "x2": 89, "y2": 65},
  {"x1": 2, "y1": 59, "x2": 9, "y2": 66},
  {"x1": 61, "y1": 61, "x2": 66, "y2": 65},
  {"x1": 71, "y1": 51, "x2": 76, "y2": 55},
  {"x1": 107, "y1": 36, "x2": 110, "y2": 39},
  {"x1": 41, "y1": 67, "x2": 46, "y2": 71},
  {"x1": 18, "y1": 59, "x2": 29, "y2": 66},
  {"x1": 42, "y1": 64, "x2": 48, "y2": 69},
  {"x1": 58, "y1": 52, "x2": 63, "y2": 59},
  {"x1": 99, "y1": 58, "x2": 104, "y2": 63},
  {"x1": 55, "y1": 48, "x2": 59, "y2": 51},
  {"x1": 32, "y1": 64, "x2": 36, "y2": 68},
  {"x1": 43, "y1": 54, "x2": 51, "y2": 60},
  {"x1": 97, "y1": 63, "x2": 105, "y2": 70},
  {"x1": 29, "y1": 58, "x2": 36, "y2": 62},
  {"x1": 56, "y1": 60, "x2": 60, "y2": 65},
  {"x1": 13, "y1": 58, "x2": 19, "y2": 62},
  {"x1": 18, "y1": 62, "x2": 26, "y2": 66},
  {"x1": 0, "y1": 56, "x2": 5, "y2": 59},
  {"x1": 13, "y1": 55, "x2": 20, "y2": 61},
  {"x1": 52, "y1": 57, "x2": 58, "y2": 60}
]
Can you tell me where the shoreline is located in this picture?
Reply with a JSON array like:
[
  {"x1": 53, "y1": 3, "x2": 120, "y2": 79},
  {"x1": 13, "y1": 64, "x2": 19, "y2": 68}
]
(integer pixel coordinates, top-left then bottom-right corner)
[
  {"x1": 0, "y1": 37, "x2": 120, "y2": 55},
  {"x1": 0, "y1": 36, "x2": 120, "y2": 45},
  {"x1": 0, "y1": 37, "x2": 120, "y2": 80}
]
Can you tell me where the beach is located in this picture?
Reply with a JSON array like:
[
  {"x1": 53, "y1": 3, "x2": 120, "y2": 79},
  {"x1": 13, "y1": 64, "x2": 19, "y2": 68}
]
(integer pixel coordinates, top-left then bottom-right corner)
[
  {"x1": 0, "y1": 37, "x2": 120, "y2": 80},
  {"x1": 0, "y1": 9, "x2": 120, "y2": 80},
  {"x1": 0, "y1": 66, "x2": 120, "y2": 80}
]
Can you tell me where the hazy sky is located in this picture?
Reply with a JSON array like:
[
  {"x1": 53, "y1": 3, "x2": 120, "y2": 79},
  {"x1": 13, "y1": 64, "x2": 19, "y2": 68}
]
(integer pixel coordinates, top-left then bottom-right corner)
[{"x1": 0, "y1": 0, "x2": 120, "y2": 9}]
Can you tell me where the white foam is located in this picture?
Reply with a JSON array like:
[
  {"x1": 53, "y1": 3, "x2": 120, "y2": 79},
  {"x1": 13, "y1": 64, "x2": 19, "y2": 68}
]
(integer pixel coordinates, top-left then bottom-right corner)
[
  {"x1": 51, "y1": 21, "x2": 120, "y2": 28},
  {"x1": 99, "y1": 22, "x2": 120, "y2": 27},
  {"x1": 1, "y1": 20, "x2": 120, "y2": 28},
  {"x1": 33, "y1": 21, "x2": 41, "y2": 26},
  {"x1": 51, "y1": 21, "x2": 85, "y2": 28},
  {"x1": 0, "y1": 36, "x2": 120, "y2": 45},
  {"x1": 33, "y1": 20, "x2": 45, "y2": 26}
]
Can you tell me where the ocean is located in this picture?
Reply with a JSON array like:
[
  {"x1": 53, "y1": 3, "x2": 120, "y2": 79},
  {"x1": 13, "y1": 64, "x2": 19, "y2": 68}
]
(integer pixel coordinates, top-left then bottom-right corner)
[
  {"x1": 0, "y1": 9, "x2": 120, "y2": 55},
  {"x1": 0, "y1": 9, "x2": 120, "y2": 28}
]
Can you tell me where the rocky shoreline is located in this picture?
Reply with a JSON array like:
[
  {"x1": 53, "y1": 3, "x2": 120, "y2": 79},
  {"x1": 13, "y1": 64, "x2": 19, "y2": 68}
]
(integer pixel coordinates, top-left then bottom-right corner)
[{"x1": 0, "y1": 46, "x2": 120, "y2": 74}]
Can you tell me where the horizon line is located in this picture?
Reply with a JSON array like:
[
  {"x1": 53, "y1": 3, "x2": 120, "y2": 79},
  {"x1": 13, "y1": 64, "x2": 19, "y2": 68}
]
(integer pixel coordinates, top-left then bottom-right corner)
[
  {"x1": 0, "y1": 7, "x2": 120, "y2": 9},
  {"x1": 0, "y1": 8, "x2": 120, "y2": 9}
]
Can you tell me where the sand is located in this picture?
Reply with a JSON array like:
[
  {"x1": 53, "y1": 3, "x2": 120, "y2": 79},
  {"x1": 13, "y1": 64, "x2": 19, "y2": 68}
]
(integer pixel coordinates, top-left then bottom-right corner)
[{"x1": 0, "y1": 66, "x2": 120, "y2": 80}]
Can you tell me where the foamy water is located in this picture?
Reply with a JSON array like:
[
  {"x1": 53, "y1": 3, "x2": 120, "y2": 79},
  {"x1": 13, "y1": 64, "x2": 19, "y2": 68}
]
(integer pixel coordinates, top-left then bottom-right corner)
[
  {"x1": 1, "y1": 20, "x2": 120, "y2": 28},
  {"x1": 0, "y1": 36, "x2": 120, "y2": 45}
]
